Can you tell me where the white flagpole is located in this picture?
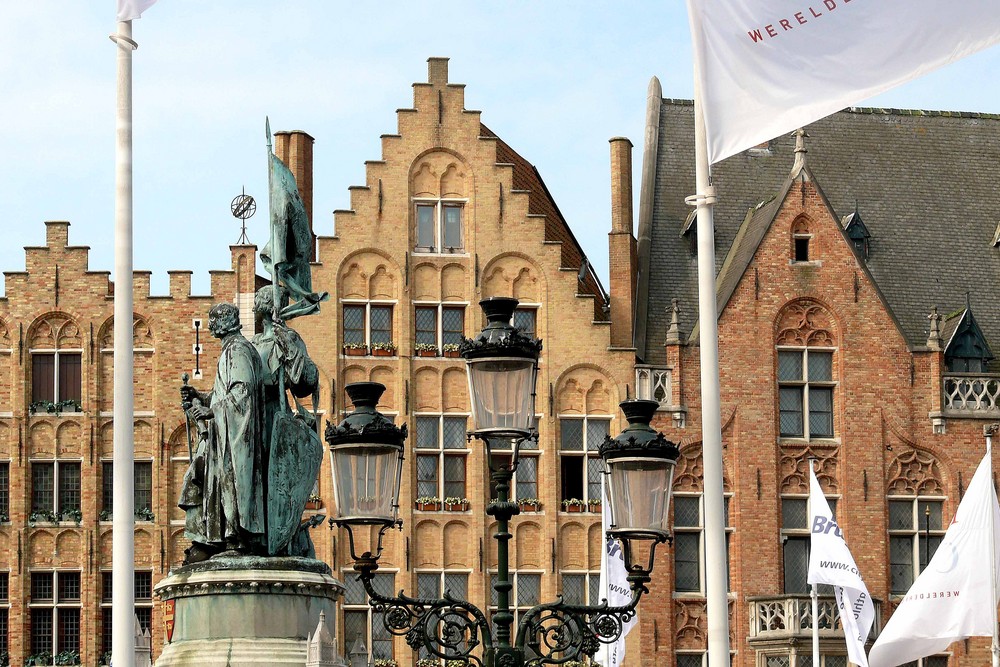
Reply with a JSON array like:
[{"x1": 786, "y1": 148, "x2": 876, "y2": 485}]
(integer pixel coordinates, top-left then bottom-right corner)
[
  {"x1": 809, "y1": 459, "x2": 820, "y2": 666},
  {"x1": 689, "y1": 54, "x2": 732, "y2": 667},
  {"x1": 987, "y1": 424, "x2": 999, "y2": 667},
  {"x1": 111, "y1": 16, "x2": 136, "y2": 667}
]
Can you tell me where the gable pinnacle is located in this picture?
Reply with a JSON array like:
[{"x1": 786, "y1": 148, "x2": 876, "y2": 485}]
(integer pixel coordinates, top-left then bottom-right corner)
[
  {"x1": 927, "y1": 305, "x2": 942, "y2": 350},
  {"x1": 791, "y1": 128, "x2": 809, "y2": 174},
  {"x1": 665, "y1": 298, "x2": 682, "y2": 345}
]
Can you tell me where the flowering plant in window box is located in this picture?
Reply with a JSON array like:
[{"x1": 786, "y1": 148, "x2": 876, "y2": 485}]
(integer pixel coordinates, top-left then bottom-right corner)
[
  {"x1": 563, "y1": 661, "x2": 587, "y2": 667},
  {"x1": 343, "y1": 342, "x2": 368, "y2": 356},
  {"x1": 135, "y1": 507, "x2": 155, "y2": 522},
  {"x1": 443, "y1": 497, "x2": 470, "y2": 512},
  {"x1": 415, "y1": 343, "x2": 439, "y2": 357},
  {"x1": 446, "y1": 660, "x2": 471, "y2": 667},
  {"x1": 373, "y1": 660, "x2": 398, "y2": 667},
  {"x1": 61, "y1": 508, "x2": 83, "y2": 525},
  {"x1": 518, "y1": 498, "x2": 542, "y2": 512},
  {"x1": 99, "y1": 509, "x2": 113, "y2": 522},
  {"x1": 587, "y1": 497, "x2": 602, "y2": 513},
  {"x1": 0, "y1": 649, "x2": 8, "y2": 667},
  {"x1": 53, "y1": 650, "x2": 81, "y2": 666},
  {"x1": 561, "y1": 498, "x2": 585, "y2": 513},
  {"x1": 414, "y1": 496, "x2": 442, "y2": 511},
  {"x1": 29, "y1": 400, "x2": 58, "y2": 415},
  {"x1": 99, "y1": 651, "x2": 112, "y2": 667},
  {"x1": 0, "y1": 512, "x2": 8, "y2": 523},
  {"x1": 28, "y1": 509, "x2": 60, "y2": 525},
  {"x1": 24, "y1": 652, "x2": 54, "y2": 666},
  {"x1": 371, "y1": 341, "x2": 396, "y2": 357},
  {"x1": 305, "y1": 493, "x2": 323, "y2": 510},
  {"x1": 56, "y1": 399, "x2": 82, "y2": 413},
  {"x1": 442, "y1": 343, "x2": 462, "y2": 358},
  {"x1": 416, "y1": 660, "x2": 439, "y2": 667}
]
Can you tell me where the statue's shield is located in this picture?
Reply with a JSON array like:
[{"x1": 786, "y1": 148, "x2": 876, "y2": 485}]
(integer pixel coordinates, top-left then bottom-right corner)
[{"x1": 267, "y1": 411, "x2": 323, "y2": 554}]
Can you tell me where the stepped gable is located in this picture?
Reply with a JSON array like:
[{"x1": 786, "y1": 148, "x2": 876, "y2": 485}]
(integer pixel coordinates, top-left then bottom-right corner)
[
  {"x1": 639, "y1": 101, "x2": 1000, "y2": 363},
  {"x1": 481, "y1": 123, "x2": 609, "y2": 321}
]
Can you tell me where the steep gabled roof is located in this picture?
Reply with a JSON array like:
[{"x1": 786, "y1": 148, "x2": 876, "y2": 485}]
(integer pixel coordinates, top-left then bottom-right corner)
[
  {"x1": 480, "y1": 123, "x2": 609, "y2": 321},
  {"x1": 637, "y1": 100, "x2": 1000, "y2": 363}
]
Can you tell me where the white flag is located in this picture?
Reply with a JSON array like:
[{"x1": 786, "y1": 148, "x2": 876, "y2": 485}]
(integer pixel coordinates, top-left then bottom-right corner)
[
  {"x1": 685, "y1": 0, "x2": 1000, "y2": 163},
  {"x1": 868, "y1": 452, "x2": 1000, "y2": 667},
  {"x1": 594, "y1": 478, "x2": 636, "y2": 667},
  {"x1": 807, "y1": 466, "x2": 874, "y2": 667},
  {"x1": 117, "y1": 0, "x2": 158, "y2": 21}
]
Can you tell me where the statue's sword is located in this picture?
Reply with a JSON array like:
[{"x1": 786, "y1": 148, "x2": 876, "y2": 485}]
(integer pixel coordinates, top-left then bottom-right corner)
[{"x1": 180, "y1": 373, "x2": 194, "y2": 460}]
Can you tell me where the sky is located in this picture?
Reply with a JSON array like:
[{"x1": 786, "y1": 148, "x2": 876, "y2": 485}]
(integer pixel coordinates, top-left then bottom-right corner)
[{"x1": 2, "y1": 2, "x2": 1000, "y2": 296}]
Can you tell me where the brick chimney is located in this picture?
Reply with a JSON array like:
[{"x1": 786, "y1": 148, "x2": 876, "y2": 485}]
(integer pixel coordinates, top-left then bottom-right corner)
[
  {"x1": 608, "y1": 137, "x2": 637, "y2": 349},
  {"x1": 273, "y1": 130, "x2": 316, "y2": 261}
]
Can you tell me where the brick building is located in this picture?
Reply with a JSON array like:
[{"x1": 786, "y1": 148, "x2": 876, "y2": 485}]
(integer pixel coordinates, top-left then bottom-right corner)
[
  {"x1": 0, "y1": 58, "x2": 644, "y2": 665},
  {"x1": 632, "y1": 79, "x2": 1000, "y2": 666}
]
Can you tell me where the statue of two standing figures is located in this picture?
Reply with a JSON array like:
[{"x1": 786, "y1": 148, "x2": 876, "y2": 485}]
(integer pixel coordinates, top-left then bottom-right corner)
[{"x1": 178, "y1": 123, "x2": 329, "y2": 564}]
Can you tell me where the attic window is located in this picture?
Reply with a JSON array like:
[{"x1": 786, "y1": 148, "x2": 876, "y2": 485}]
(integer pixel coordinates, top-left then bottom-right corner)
[
  {"x1": 844, "y1": 208, "x2": 872, "y2": 259},
  {"x1": 944, "y1": 308, "x2": 994, "y2": 373},
  {"x1": 792, "y1": 218, "x2": 812, "y2": 263}
]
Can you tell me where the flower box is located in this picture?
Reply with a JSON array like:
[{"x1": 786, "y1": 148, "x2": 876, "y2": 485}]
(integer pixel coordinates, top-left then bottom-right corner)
[
  {"x1": 372, "y1": 348, "x2": 394, "y2": 357},
  {"x1": 518, "y1": 501, "x2": 541, "y2": 512},
  {"x1": 417, "y1": 349, "x2": 439, "y2": 357},
  {"x1": 588, "y1": 502, "x2": 602, "y2": 513},
  {"x1": 304, "y1": 500, "x2": 322, "y2": 510},
  {"x1": 442, "y1": 344, "x2": 462, "y2": 358},
  {"x1": 443, "y1": 498, "x2": 470, "y2": 512},
  {"x1": 562, "y1": 499, "x2": 585, "y2": 513},
  {"x1": 344, "y1": 345, "x2": 368, "y2": 356},
  {"x1": 415, "y1": 498, "x2": 442, "y2": 512}
]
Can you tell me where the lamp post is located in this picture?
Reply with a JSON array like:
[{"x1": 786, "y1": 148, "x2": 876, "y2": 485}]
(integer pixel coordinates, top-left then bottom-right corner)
[{"x1": 326, "y1": 297, "x2": 679, "y2": 666}]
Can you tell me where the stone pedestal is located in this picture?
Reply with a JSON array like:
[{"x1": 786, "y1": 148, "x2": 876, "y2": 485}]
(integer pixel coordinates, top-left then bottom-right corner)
[{"x1": 153, "y1": 556, "x2": 344, "y2": 667}]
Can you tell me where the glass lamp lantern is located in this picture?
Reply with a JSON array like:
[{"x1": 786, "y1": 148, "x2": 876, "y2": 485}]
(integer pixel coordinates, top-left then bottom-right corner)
[
  {"x1": 600, "y1": 399, "x2": 680, "y2": 538},
  {"x1": 325, "y1": 382, "x2": 406, "y2": 527},
  {"x1": 460, "y1": 297, "x2": 542, "y2": 438}
]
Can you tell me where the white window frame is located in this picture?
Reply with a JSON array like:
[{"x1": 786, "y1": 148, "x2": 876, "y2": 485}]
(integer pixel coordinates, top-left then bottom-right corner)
[
  {"x1": 27, "y1": 569, "x2": 81, "y2": 661},
  {"x1": 673, "y1": 492, "x2": 733, "y2": 595},
  {"x1": 29, "y1": 347, "x2": 83, "y2": 406},
  {"x1": 413, "y1": 198, "x2": 468, "y2": 254},
  {"x1": 777, "y1": 346, "x2": 837, "y2": 441},
  {"x1": 29, "y1": 459, "x2": 82, "y2": 519},
  {"x1": 414, "y1": 413, "x2": 471, "y2": 504},
  {"x1": 557, "y1": 415, "x2": 612, "y2": 508},
  {"x1": 413, "y1": 302, "x2": 468, "y2": 352},
  {"x1": 99, "y1": 570, "x2": 153, "y2": 665},
  {"x1": 635, "y1": 366, "x2": 671, "y2": 409},
  {"x1": 888, "y1": 496, "x2": 946, "y2": 596},
  {"x1": 341, "y1": 568, "x2": 398, "y2": 661},
  {"x1": 558, "y1": 570, "x2": 601, "y2": 606},
  {"x1": 341, "y1": 300, "x2": 396, "y2": 351},
  {"x1": 488, "y1": 570, "x2": 544, "y2": 628}
]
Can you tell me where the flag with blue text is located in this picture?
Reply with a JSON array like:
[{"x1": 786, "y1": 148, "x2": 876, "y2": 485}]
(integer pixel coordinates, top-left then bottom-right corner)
[
  {"x1": 595, "y1": 478, "x2": 636, "y2": 667},
  {"x1": 685, "y1": 0, "x2": 1000, "y2": 163},
  {"x1": 117, "y1": 0, "x2": 158, "y2": 21},
  {"x1": 868, "y1": 452, "x2": 1000, "y2": 667},
  {"x1": 807, "y1": 465, "x2": 874, "y2": 667}
]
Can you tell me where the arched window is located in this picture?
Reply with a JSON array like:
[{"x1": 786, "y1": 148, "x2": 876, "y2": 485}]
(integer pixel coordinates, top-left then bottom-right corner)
[{"x1": 775, "y1": 301, "x2": 838, "y2": 440}]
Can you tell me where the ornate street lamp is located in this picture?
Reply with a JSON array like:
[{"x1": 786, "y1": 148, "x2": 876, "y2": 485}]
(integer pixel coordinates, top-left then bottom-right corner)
[{"x1": 327, "y1": 297, "x2": 678, "y2": 667}]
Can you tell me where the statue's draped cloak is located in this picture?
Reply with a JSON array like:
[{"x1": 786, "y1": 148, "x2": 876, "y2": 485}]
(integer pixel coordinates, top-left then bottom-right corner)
[{"x1": 180, "y1": 334, "x2": 266, "y2": 546}]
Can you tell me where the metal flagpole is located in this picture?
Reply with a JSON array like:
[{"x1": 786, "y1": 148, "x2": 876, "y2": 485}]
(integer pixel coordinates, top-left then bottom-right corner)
[
  {"x1": 986, "y1": 424, "x2": 999, "y2": 667},
  {"x1": 689, "y1": 63, "x2": 732, "y2": 667},
  {"x1": 111, "y1": 16, "x2": 137, "y2": 667},
  {"x1": 809, "y1": 459, "x2": 820, "y2": 666}
]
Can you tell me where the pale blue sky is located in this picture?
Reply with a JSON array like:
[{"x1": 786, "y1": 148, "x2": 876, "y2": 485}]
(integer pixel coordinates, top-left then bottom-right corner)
[{"x1": 2, "y1": 2, "x2": 999, "y2": 295}]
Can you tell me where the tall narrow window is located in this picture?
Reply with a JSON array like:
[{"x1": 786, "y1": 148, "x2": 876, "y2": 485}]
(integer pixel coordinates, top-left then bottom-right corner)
[
  {"x1": 341, "y1": 303, "x2": 394, "y2": 353},
  {"x1": 415, "y1": 415, "x2": 468, "y2": 504},
  {"x1": 889, "y1": 498, "x2": 944, "y2": 594},
  {"x1": 101, "y1": 571, "x2": 153, "y2": 663},
  {"x1": 489, "y1": 432, "x2": 540, "y2": 504},
  {"x1": 559, "y1": 417, "x2": 609, "y2": 507},
  {"x1": 414, "y1": 304, "x2": 466, "y2": 353},
  {"x1": 102, "y1": 462, "x2": 153, "y2": 520},
  {"x1": 413, "y1": 200, "x2": 465, "y2": 253},
  {"x1": 415, "y1": 571, "x2": 470, "y2": 660},
  {"x1": 342, "y1": 571, "x2": 395, "y2": 659},
  {"x1": 778, "y1": 349, "x2": 835, "y2": 439},
  {"x1": 0, "y1": 463, "x2": 8, "y2": 521},
  {"x1": 673, "y1": 494, "x2": 732, "y2": 593},
  {"x1": 31, "y1": 351, "x2": 82, "y2": 405},
  {"x1": 782, "y1": 496, "x2": 836, "y2": 595},
  {"x1": 32, "y1": 461, "x2": 81, "y2": 518},
  {"x1": 29, "y1": 571, "x2": 81, "y2": 658}
]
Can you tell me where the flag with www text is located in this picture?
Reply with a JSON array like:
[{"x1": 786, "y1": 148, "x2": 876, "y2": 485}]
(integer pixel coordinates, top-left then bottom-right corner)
[
  {"x1": 868, "y1": 452, "x2": 1000, "y2": 667},
  {"x1": 117, "y1": 0, "x2": 158, "y2": 21},
  {"x1": 807, "y1": 465, "x2": 874, "y2": 667},
  {"x1": 594, "y1": 477, "x2": 636, "y2": 667},
  {"x1": 684, "y1": 0, "x2": 1000, "y2": 163}
]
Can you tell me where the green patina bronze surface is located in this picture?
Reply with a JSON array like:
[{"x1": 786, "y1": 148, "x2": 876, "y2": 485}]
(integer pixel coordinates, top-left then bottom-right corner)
[{"x1": 177, "y1": 126, "x2": 326, "y2": 563}]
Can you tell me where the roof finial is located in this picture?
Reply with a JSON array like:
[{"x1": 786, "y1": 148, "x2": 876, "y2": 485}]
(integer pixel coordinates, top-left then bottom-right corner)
[
  {"x1": 927, "y1": 305, "x2": 942, "y2": 350},
  {"x1": 966, "y1": 290, "x2": 973, "y2": 310},
  {"x1": 791, "y1": 128, "x2": 809, "y2": 173},
  {"x1": 665, "y1": 298, "x2": 682, "y2": 345}
]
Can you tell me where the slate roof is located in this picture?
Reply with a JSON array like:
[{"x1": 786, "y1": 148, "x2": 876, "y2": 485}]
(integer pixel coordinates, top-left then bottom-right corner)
[{"x1": 637, "y1": 98, "x2": 1000, "y2": 364}]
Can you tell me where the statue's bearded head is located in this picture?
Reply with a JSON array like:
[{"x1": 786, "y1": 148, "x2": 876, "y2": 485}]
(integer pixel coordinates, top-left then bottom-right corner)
[{"x1": 208, "y1": 303, "x2": 241, "y2": 338}]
